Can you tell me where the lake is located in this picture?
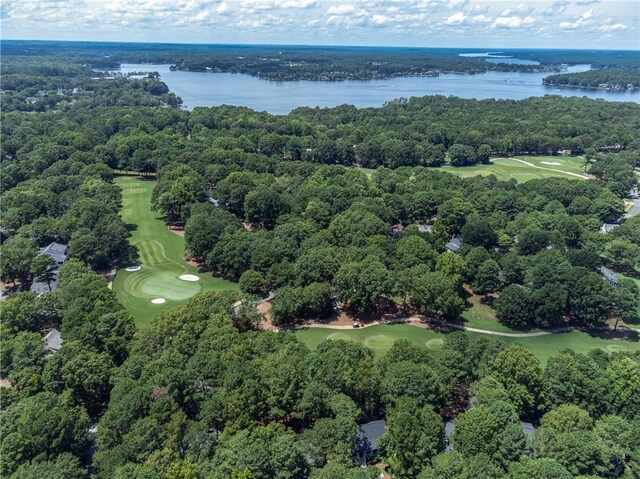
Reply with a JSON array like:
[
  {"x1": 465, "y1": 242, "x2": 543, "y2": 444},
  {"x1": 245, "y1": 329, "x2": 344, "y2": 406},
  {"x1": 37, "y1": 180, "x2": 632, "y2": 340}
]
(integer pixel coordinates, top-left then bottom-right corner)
[{"x1": 117, "y1": 63, "x2": 640, "y2": 114}]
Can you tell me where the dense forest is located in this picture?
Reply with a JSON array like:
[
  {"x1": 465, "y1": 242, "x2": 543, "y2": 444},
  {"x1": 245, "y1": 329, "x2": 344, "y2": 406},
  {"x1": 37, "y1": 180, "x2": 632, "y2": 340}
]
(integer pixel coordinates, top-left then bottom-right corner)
[
  {"x1": 1, "y1": 52, "x2": 640, "y2": 479},
  {"x1": 544, "y1": 68, "x2": 640, "y2": 90},
  {"x1": 2, "y1": 271, "x2": 640, "y2": 478}
]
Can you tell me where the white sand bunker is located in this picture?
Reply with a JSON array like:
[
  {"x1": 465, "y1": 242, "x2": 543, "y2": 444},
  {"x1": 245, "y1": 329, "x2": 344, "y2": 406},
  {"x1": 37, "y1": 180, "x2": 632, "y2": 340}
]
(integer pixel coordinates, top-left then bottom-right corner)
[
  {"x1": 151, "y1": 298, "x2": 166, "y2": 304},
  {"x1": 125, "y1": 265, "x2": 141, "y2": 272},
  {"x1": 179, "y1": 274, "x2": 200, "y2": 282},
  {"x1": 541, "y1": 161, "x2": 561, "y2": 166}
]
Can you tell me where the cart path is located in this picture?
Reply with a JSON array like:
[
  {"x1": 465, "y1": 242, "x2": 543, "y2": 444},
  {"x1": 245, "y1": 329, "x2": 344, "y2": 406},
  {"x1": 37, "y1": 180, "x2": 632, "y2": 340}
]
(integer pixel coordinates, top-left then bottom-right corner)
[{"x1": 280, "y1": 316, "x2": 634, "y2": 338}]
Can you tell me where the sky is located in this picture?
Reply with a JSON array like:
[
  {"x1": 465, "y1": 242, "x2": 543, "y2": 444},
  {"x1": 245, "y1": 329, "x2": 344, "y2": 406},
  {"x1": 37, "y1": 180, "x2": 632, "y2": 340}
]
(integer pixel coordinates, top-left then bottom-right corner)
[{"x1": 2, "y1": 0, "x2": 639, "y2": 49}]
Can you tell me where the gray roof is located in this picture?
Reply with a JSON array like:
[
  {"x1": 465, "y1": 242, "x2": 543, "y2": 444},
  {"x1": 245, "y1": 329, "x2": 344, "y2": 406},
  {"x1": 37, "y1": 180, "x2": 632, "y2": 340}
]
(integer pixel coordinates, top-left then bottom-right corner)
[
  {"x1": 44, "y1": 328, "x2": 63, "y2": 353},
  {"x1": 39, "y1": 242, "x2": 67, "y2": 264},
  {"x1": 30, "y1": 280, "x2": 56, "y2": 296},
  {"x1": 601, "y1": 223, "x2": 620, "y2": 233},
  {"x1": 445, "y1": 420, "x2": 455, "y2": 451},
  {"x1": 599, "y1": 266, "x2": 618, "y2": 284},
  {"x1": 521, "y1": 422, "x2": 535, "y2": 436},
  {"x1": 445, "y1": 238, "x2": 463, "y2": 252},
  {"x1": 358, "y1": 420, "x2": 386, "y2": 453}
]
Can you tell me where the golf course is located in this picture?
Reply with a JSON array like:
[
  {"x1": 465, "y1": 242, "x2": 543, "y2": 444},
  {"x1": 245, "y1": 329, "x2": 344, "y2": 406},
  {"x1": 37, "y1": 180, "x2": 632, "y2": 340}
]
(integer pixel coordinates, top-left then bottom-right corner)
[
  {"x1": 358, "y1": 156, "x2": 589, "y2": 183},
  {"x1": 436, "y1": 156, "x2": 590, "y2": 182},
  {"x1": 113, "y1": 177, "x2": 238, "y2": 327},
  {"x1": 294, "y1": 323, "x2": 640, "y2": 365}
]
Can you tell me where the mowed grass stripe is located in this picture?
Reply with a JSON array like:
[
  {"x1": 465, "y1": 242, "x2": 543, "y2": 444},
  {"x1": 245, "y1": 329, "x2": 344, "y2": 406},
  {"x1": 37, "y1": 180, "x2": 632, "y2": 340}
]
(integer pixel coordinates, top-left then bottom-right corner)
[{"x1": 113, "y1": 177, "x2": 239, "y2": 327}]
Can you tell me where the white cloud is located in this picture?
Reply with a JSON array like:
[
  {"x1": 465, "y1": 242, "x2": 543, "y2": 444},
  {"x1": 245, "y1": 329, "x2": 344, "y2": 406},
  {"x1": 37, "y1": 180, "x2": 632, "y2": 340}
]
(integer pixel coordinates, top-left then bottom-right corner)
[
  {"x1": 492, "y1": 15, "x2": 536, "y2": 28},
  {"x1": 559, "y1": 8, "x2": 594, "y2": 29},
  {"x1": 576, "y1": 0, "x2": 601, "y2": 5},
  {"x1": 543, "y1": 0, "x2": 569, "y2": 16},
  {"x1": 599, "y1": 21, "x2": 626, "y2": 32},
  {"x1": 327, "y1": 3, "x2": 357, "y2": 15},
  {"x1": 448, "y1": 0, "x2": 468, "y2": 8},
  {"x1": 441, "y1": 11, "x2": 466, "y2": 25},
  {"x1": 241, "y1": 0, "x2": 318, "y2": 10},
  {"x1": 471, "y1": 13, "x2": 491, "y2": 23},
  {"x1": 371, "y1": 13, "x2": 388, "y2": 24},
  {"x1": 216, "y1": 1, "x2": 230, "y2": 14}
]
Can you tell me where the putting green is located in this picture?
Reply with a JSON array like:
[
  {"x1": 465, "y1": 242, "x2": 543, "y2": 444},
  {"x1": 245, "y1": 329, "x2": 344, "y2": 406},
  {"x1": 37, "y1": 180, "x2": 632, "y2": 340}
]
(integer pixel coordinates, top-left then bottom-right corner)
[
  {"x1": 426, "y1": 338, "x2": 444, "y2": 351},
  {"x1": 128, "y1": 270, "x2": 201, "y2": 301},
  {"x1": 113, "y1": 177, "x2": 238, "y2": 327}
]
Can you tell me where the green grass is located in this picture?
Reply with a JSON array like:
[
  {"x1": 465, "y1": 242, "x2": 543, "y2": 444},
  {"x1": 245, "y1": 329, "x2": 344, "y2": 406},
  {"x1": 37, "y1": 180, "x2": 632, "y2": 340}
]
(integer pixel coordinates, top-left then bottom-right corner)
[
  {"x1": 294, "y1": 324, "x2": 640, "y2": 365},
  {"x1": 460, "y1": 294, "x2": 539, "y2": 334},
  {"x1": 436, "y1": 156, "x2": 589, "y2": 183},
  {"x1": 113, "y1": 177, "x2": 238, "y2": 327}
]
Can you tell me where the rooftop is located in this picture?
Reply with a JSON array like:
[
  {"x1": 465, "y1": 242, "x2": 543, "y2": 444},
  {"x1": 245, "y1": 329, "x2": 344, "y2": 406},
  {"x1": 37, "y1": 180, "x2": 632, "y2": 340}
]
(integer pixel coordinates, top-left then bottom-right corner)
[
  {"x1": 599, "y1": 266, "x2": 618, "y2": 284},
  {"x1": 44, "y1": 328, "x2": 63, "y2": 353},
  {"x1": 39, "y1": 242, "x2": 67, "y2": 264},
  {"x1": 358, "y1": 419, "x2": 386, "y2": 453},
  {"x1": 445, "y1": 237, "x2": 463, "y2": 253}
]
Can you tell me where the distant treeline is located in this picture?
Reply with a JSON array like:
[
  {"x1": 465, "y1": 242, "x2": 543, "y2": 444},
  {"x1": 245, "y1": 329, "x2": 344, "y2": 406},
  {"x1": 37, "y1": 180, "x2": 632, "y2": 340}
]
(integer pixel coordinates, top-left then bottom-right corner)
[
  {"x1": 0, "y1": 56, "x2": 181, "y2": 112},
  {"x1": 6, "y1": 41, "x2": 640, "y2": 82},
  {"x1": 543, "y1": 68, "x2": 640, "y2": 90}
]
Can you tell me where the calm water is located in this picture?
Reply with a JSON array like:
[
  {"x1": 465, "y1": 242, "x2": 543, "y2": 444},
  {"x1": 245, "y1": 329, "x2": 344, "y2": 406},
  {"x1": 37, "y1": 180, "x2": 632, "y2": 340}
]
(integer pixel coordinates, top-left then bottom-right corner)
[{"x1": 117, "y1": 63, "x2": 640, "y2": 114}]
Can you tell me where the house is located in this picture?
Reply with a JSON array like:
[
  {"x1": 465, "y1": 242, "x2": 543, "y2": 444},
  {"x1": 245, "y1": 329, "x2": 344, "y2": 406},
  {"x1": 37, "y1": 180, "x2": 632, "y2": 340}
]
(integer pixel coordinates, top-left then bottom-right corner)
[
  {"x1": 30, "y1": 279, "x2": 57, "y2": 296},
  {"x1": 599, "y1": 266, "x2": 618, "y2": 287},
  {"x1": 600, "y1": 223, "x2": 620, "y2": 234},
  {"x1": 205, "y1": 189, "x2": 223, "y2": 208},
  {"x1": 415, "y1": 223, "x2": 433, "y2": 234},
  {"x1": 445, "y1": 238, "x2": 463, "y2": 253},
  {"x1": 39, "y1": 242, "x2": 67, "y2": 265},
  {"x1": 357, "y1": 420, "x2": 386, "y2": 465},
  {"x1": 520, "y1": 422, "x2": 535, "y2": 436},
  {"x1": 445, "y1": 420, "x2": 455, "y2": 451},
  {"x1": 392, "y1": 224, "x2": 405, "y2": 238},
  {"x1": 44, "y1": 328, "x2": 63, "y2": 353}
]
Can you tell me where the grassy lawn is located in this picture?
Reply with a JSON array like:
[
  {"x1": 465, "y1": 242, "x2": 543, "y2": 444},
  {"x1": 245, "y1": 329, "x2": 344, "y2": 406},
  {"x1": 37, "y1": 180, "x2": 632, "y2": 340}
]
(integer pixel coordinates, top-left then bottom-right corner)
[
  {"x1": 294, "y1": 324, "x2": 640, "y2": 365},
  {"x1": 460, "y1": 293, "x2": 540, "y2": 334},
  {"x1": 113, "y1": 177, "x2": 238, "y2": 327},
  {"x1": 436, "y1": 156, "x2": 588, "y2": 183}
]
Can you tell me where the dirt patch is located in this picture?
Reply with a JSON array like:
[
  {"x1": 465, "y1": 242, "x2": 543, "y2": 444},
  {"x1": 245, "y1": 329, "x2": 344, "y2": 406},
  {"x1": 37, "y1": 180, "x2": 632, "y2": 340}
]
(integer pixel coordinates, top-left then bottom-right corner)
[
  {"x1": 168, "y1": 226, "x2": 185, "y2": 237},
  {"x1": 0, "y1": 378, "x2": 13, "y2": 389},
  {"x1": 0, "y1": 280, "x2": 20, "y2": 289}
]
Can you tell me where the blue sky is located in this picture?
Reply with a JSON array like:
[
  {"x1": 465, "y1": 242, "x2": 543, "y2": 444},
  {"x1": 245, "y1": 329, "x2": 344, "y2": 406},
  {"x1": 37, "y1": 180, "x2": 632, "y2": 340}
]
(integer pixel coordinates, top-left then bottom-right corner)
[{"x1": 2, "y1": 0, "x2": 639, "y2": 49}]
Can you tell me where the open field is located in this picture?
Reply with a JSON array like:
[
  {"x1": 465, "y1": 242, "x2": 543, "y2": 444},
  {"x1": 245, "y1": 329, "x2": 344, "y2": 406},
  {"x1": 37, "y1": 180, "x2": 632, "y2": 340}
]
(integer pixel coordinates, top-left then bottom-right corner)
[
  {"x1": 294, "y1": 323, "x2": 640, "y2": 365},
  {"x1": 459, "y1": 293, "x2": 540, "y2": 334},
  {"x1": 355, "y1": 156, "x2": 589, "y2": 183},
  {"x1": 436, "y1": 156, "x2": 589, "y2": 182},
  {"x1": 113, "y1": 177, "x2": 238, "y2": 327}
]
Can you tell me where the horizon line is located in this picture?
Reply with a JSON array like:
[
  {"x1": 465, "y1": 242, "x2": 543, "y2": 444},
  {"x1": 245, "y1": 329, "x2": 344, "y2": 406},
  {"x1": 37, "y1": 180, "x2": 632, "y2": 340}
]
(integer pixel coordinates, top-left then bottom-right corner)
[{"x1": 3, "y1": 38, "x2": 640, "y2": 53}]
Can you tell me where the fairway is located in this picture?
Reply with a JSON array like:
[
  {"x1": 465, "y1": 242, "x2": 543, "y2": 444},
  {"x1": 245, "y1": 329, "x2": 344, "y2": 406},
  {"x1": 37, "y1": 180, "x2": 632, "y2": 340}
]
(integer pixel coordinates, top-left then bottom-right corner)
[
  {"x1": 294, "y1": 324, "x2": 640, "y2": 365},
  {"x1": 436, "y1": 156, "x2": 589, "y2": 183},
  {"x1": 113, "y1": 177, "x2": 238, "y2": 327}
]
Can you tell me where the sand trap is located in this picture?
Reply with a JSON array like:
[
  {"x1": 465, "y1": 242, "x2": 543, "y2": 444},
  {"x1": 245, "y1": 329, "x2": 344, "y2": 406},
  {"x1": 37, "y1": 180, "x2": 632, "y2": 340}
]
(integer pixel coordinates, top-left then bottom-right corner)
[
  {"x1": 541, "y1": 161, "x2": 561, "y2": 166},
  {"x1": 125, "y1": 265, "x2": 141, "y2": 272},
  {"x1": 179, "y1": 274, "x2": 200, "y2": 282},
  {"x1": 151, "y1": 298, "x2": 166, "y2": 304}
]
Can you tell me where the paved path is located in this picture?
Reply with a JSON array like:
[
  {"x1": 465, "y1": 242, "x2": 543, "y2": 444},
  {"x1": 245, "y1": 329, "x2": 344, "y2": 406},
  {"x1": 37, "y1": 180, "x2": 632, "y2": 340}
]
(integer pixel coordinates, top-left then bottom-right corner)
[
  {"x1": 510, "y1": 158, "x2": 591, "y2": 180},
  {"x1": 282, "y1": 316, "x2": 635, "y2": 338},
  {"x1": 624, "y1": 191, "x2": 640, "y2": 219}
]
